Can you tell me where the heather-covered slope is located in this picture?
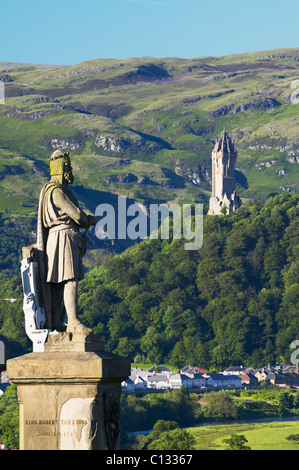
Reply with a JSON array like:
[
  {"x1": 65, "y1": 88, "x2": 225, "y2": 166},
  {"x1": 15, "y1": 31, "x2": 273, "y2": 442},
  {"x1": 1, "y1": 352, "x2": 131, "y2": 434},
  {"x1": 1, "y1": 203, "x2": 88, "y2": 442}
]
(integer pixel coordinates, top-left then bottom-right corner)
[{"x1": 1, "y1": 48, "x2": 299, "y2": 220}]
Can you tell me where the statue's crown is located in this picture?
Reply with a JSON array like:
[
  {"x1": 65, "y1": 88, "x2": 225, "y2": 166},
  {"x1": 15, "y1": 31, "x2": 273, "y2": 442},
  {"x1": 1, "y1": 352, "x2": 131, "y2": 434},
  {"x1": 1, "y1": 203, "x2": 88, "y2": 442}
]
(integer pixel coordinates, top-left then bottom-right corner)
[
  {"x1": 49, "y1": 151, "x2": 71, "y2": 178},
  {"x1": 49, "y1": 150, "x2": 70, "y2": 163}
]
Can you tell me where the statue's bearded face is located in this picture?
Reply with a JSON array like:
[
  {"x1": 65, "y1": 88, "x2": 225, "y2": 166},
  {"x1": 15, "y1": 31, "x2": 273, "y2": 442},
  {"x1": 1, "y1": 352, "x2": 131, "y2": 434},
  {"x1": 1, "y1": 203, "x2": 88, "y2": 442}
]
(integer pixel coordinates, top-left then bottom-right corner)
[{"x1": 63, "y1": 162, "x2": 74, "y2": 185}]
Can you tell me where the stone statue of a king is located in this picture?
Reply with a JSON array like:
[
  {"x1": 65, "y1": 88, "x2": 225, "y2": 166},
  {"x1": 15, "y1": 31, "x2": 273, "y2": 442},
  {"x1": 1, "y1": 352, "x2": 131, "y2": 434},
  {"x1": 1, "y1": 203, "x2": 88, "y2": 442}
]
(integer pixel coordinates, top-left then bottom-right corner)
[{"x1": 37, "y1": 150, "x2": 96, "y2": 334}]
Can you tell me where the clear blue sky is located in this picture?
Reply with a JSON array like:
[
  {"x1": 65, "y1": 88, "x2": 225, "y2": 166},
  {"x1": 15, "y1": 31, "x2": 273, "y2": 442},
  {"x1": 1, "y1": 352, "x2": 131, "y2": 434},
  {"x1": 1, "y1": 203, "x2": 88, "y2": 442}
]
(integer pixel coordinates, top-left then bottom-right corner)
[{"x1": 1, "y1": 0, "x2": 298, "y2": 65}]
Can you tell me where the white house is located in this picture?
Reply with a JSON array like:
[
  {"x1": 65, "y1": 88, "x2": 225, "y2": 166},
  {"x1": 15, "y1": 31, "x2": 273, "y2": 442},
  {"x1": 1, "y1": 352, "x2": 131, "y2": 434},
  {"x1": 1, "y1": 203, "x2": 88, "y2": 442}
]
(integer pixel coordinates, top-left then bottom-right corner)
[
  {"x1": 148, "y1": 366, "x2": 172, "y2": 374},
  {"x1": 180, "y1": 373, "x2": 206, "y2": 389},
  {"x1": 122, "y1": 374, "x2": 148, "y2": 392},
  {"x1": 134, "y1": 375, "x2": 148, "y2": 391},
  {"x1": 130, "y1": 367, "x2": 150, "y2": 377},
  {"x1": 181, "y1": 373, "x2": 193, "y2": 389},
  {"x1": 169, "y1": 374, "x2": 182, "y2": 389},
  {"x1": 192, "y1": 373, "x2": 206, "y2": 388},
  {"x1": 223, "y1": 366, "x2": 246, "y2": 376},
  {"x1": 206, "y1": 373, "x2": 242, "y2": 388},
  {"x1": 121, "y1": 377, "x2": 135, "y2": 392},
  {"x1": 146, "y1": 373, "x2": 170, "y2": 389}
]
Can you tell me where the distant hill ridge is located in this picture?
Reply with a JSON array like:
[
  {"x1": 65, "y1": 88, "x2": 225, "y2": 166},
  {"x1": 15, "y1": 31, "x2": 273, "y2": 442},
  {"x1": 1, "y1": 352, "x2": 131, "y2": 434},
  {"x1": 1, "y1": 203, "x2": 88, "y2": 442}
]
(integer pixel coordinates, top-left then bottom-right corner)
[{"x1": 0, "y1": 47, "x2": 298, "y2": 267}]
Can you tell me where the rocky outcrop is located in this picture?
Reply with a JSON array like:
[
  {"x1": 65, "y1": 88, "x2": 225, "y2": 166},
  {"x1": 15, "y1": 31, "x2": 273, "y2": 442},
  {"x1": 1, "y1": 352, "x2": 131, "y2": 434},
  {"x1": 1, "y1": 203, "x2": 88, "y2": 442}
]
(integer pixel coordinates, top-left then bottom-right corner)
[
  {"x1": 95, "y1": 135, "x2": 124, "y2": 153},
  {"x1": 21, "y1": 96, "x2": 60, "y2": 104},
  {"x1": 192, "y1": 126, "x2": 214, "y2": 136},
  {"x1": 209, "y1": 97, "x2": 281, "y2": 120},
  {"x1": 255, "y1": 159, "x2": 278, "y2": 170},
  {"x1": 209, "y1": 104, "x2": 235, "y2": 119},
  {"x1": 137, "y1": 176, "x2": 148, "y2": 185},
  {"x1": 247, "y1": 140, "x2": 299, "y2": 162},
  {"x1": 51, "y1": 138, "x2": 80, "y2": 151},
  {"x1": 0, "y1": 74, "x2": 15, "y2": 82},
  {"x1": 111, "y1": 64, "x2": 171, "y2": 86},
  {"x1": 22, "y1": 111, "x2": 53, "y2": 120},
  {"x1": 233, "y1": 97, "x2": 281, "y2": 114},
  {"x1": 102, "y1": 173, "x2": 137, "y2": 184},
  {"x1": 201, "y1": 89, "x2": 235, "y2": 100},
  {"x1": 277, "y1": 169, "x2": 287, "y2": 176},
  {"x1": 174, "y1": 161, "x2": 202, "y2": 185}
]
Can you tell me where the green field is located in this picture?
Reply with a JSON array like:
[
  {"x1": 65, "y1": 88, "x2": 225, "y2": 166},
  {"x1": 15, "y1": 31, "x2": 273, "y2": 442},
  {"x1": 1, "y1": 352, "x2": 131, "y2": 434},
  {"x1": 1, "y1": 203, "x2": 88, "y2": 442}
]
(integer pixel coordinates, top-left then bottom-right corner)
[{"x1": 189, "y1": 419, "x2": 299, "y2": 450}]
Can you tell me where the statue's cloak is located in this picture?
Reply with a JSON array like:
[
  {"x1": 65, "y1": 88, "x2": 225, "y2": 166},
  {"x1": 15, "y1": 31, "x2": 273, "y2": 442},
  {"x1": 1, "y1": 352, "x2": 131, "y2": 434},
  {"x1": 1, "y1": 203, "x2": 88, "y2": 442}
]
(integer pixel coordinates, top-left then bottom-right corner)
[
  {"x1": 36, "y1": 182, "x2": 86, "y2": 328},
  {"x1": 37, "y1": 182, "x2": 52, "y2": 328}
]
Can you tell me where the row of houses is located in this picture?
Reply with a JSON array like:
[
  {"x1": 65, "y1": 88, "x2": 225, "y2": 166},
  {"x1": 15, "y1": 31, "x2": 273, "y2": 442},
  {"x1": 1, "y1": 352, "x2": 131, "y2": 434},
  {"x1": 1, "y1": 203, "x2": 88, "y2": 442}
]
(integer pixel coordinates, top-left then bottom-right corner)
[
  {"x1": 122, "y1": 364, "x2": 299, "y2": 392},
  {"x1": 122, "y1": 368, "x2": 243, "y2": 392},
  {"x1": 1, "y1": 365, "x2": 298, "y2": 396},
  {"x1": 251, "y1": 367, "x2": 299, "y2": 387}
]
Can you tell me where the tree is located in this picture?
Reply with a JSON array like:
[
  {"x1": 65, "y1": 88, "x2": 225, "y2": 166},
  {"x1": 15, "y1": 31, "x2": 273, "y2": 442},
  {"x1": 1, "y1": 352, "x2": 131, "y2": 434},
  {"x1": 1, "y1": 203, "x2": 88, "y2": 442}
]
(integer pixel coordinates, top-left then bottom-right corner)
[
  {"x1": 204, "y1": 391, "x2": 237, "y2": 419},
  {"x1": 140, "y1": 326, "x2": 166, "y2": 363},
  {"x1": 147, "y1": 428, "x2": 196, "y2": 450},
  {"x1": 220, "y1": 204, "x2": 228, "y2": 215},
  {"x1": 279, "y1": 391, "x2": 294, "y2": 409},
  {"x1": 286, "y1": 434, "x2": 299, "y2": 443},
  {"x1": 145, "y1": 419, "x2": 178, "y2": 445},
  {"x1": 145, "y1": 420, "x2": 196, "y2": 450},
  {"x1": 223, "y1": 433, "x2": 251, "y2": 450},
  {"x1": 0, "y1": 384, "x2": 19, "y2": 449}
]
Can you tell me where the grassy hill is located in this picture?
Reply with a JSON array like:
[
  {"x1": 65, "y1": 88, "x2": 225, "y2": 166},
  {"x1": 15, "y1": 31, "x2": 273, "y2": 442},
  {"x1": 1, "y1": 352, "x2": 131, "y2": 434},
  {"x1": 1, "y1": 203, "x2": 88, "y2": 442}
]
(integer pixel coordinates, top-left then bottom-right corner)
[
  {"x1": 1, "y1": 49, "x2": 299, "y2": 207},
  {"x1": 0, "y1": 48, "x2": 299, "y2": 272}
]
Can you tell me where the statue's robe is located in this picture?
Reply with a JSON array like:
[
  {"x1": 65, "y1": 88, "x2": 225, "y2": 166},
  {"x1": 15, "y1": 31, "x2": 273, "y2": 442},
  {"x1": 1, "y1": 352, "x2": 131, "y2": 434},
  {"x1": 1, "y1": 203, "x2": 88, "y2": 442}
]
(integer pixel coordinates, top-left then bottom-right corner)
[{"x1": 37, "y1": 182, "x2": 90, "y2": 327}]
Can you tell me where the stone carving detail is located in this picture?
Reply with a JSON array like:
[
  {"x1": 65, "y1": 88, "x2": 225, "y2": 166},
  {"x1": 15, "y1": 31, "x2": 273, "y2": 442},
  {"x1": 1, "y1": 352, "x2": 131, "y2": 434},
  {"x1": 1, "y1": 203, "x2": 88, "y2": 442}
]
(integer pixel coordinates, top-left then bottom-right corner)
[
  {"x1": 103, "y1": 393, "x2": 120, "y2": 450},
  {"x1": 59, "y1": 397, "x2": 93, "y2": 450}
]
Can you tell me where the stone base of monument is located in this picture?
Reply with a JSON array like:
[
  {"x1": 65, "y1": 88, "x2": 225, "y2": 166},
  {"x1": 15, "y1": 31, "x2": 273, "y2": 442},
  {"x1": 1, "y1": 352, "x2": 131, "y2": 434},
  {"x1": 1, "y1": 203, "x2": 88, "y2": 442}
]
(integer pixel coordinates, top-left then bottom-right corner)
[{"x1": 7, "y1": 331, "x2": 130, "y2": 450}]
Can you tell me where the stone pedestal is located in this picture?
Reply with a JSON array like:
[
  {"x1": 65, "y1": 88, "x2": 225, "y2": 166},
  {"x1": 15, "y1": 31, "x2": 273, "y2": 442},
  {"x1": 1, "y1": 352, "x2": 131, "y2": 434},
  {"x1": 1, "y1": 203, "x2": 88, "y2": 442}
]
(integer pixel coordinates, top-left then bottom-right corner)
[{"x1": 7, "y1": 332, "x2": 130, "y2": 450}]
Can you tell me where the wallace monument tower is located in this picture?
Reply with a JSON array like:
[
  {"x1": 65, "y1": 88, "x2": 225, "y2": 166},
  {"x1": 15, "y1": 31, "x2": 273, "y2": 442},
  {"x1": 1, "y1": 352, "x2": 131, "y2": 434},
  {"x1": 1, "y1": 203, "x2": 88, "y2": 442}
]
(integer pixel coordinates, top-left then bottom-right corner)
[{"x1": 208, "y1": 130, "x2": 242, "y2": 215}]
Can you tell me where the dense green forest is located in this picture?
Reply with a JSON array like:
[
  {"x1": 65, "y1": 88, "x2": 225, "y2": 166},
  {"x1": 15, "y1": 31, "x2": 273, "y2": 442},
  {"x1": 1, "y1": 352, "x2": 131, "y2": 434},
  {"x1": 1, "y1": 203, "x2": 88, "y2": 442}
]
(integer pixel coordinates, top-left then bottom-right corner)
[
  {"x1": 0, "y1": 215, "x2": 35, "y2": 279},
  {"x1": 77, "y1": 193, "x2": 299, "y2": 369},
  {"x1": 0, "y1": 194, "x2": 298, "y2": 369}
]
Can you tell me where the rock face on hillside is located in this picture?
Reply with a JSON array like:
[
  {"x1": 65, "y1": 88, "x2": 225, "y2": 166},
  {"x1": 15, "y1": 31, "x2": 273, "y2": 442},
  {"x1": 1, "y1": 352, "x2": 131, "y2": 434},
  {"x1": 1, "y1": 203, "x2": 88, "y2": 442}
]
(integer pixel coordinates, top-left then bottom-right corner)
[
  {"x1": 233, "y1": 97, "x2": 281, "y2": 114},
  {"x1": 102, "y1": 173, "x2": 137, "y2": 184},
  {"x1": 209, "y1": 97, "x2": 281, "y2": 119},
  {"x1": 0, "y1": 73, "x2": 14, "y2": 82},
  {"x1": 174, "y1": 161, "x2": 202, "y2": 185},
  {"x1": 95, "y1": 135, "x2": 124, "y2": 153}
]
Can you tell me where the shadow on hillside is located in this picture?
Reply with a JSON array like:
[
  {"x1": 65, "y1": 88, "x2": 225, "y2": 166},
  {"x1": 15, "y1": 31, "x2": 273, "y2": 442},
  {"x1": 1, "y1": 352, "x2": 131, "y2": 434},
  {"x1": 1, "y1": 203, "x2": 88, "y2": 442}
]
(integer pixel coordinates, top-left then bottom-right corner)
[
  {"x1": 235, "y1": 170, "x2": 248, "y2": 189},
  {"x1": 72, "y1": 185, "x2": 147, "y2": 251}
]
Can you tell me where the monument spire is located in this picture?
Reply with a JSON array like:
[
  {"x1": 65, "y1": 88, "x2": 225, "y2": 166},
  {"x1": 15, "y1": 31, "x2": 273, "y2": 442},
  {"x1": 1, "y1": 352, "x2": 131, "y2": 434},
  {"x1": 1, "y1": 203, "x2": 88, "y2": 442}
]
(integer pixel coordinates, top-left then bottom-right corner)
[{"x1": 208, "y1": 131, "x2": 241, "y2": 215}]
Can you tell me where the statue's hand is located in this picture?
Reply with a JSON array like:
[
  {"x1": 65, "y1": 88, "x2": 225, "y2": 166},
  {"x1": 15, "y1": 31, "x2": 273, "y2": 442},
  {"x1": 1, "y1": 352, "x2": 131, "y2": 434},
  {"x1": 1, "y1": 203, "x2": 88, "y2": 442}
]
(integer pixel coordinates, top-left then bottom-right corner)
[{"x1": 88, "y1": 215, "x2": 97, "y2": 226}]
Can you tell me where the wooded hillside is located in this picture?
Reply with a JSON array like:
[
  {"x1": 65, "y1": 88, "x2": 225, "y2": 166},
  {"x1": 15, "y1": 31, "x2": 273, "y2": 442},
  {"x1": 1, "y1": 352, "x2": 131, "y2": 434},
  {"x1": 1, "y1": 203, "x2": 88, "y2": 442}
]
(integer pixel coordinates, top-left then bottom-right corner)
[{"x1": 76, "y1": 193, "x2": 299, "y2": 369}]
